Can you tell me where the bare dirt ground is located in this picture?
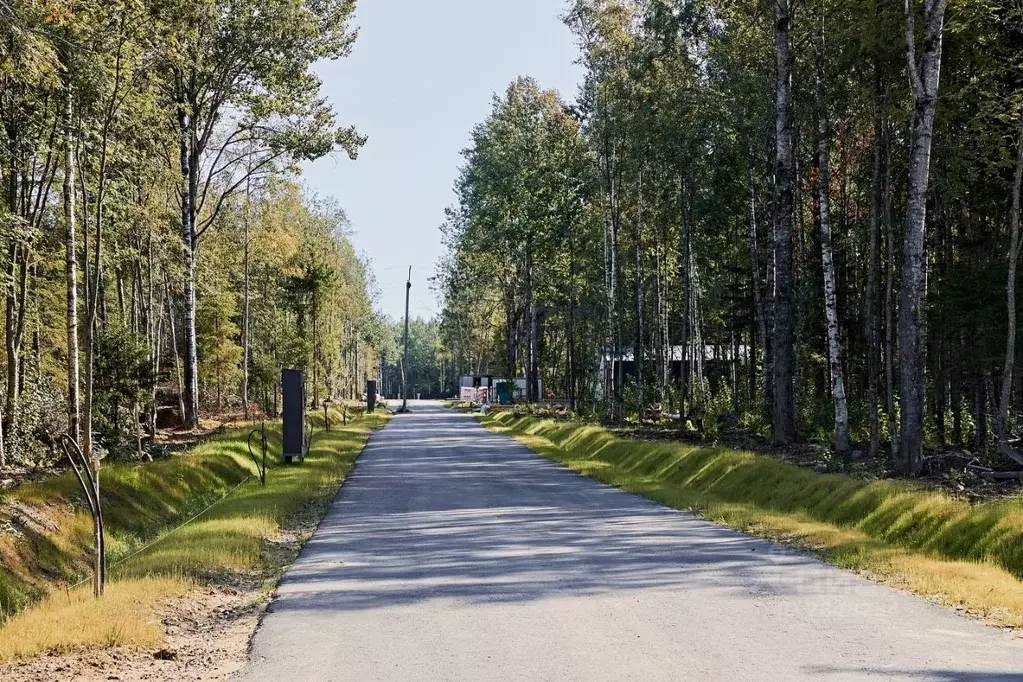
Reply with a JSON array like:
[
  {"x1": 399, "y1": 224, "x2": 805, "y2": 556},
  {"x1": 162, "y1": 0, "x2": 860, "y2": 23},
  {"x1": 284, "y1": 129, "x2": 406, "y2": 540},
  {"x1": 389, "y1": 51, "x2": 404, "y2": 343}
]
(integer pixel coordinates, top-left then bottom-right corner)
[
  {"x1": 0, "y1": 583, "x2": 267, "y2": 682},
  {"x1": 0, "y1": 513, "x2": 320, "y2": 680}
]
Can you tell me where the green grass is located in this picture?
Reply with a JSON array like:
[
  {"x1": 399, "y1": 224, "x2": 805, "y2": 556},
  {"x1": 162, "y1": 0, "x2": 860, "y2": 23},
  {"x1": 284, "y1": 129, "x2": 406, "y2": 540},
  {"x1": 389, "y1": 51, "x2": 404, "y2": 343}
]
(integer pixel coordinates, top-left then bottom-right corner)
[
  {"x1": 0, "y1": 407, "x2": 388, "y2": 659},
  {"x1": 111, "y1": 412, "x2": 386, "y2": 581},
  {"x1": 481, "y1": 411, "x2": 1023, "y2": 627},
  {"x1": 1, "y1": 426, "x2": 258, "y2": 619}
]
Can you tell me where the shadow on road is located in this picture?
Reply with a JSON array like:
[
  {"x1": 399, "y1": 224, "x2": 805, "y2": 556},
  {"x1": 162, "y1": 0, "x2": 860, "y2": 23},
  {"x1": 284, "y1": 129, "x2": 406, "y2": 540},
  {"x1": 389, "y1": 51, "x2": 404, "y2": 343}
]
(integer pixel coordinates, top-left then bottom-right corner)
[
  {"x1": 244, "y1": 404, "x2": 1023, "y2": 680},
  {"x1": 274, "y1": 407, "x2": 850, "y2": 613}
]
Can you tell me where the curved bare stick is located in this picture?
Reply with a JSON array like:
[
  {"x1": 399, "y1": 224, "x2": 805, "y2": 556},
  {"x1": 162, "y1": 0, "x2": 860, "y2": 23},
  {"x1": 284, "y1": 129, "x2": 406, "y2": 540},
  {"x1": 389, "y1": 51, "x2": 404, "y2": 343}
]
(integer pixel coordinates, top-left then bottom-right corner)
[
  {"x1": 60, "y1": 435, "x2": 97, "y2": 519},
  {"x1": 60, "y1": 434, "x2": 104, "y2": 595},
  {"x1": 247, "y1": 426, "x2": 269, "y2": 485}
]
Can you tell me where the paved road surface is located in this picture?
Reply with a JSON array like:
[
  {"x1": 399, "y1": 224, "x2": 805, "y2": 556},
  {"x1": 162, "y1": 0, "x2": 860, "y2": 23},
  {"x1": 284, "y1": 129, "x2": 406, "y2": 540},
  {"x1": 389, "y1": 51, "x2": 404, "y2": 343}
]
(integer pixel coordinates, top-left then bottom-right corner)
[{"x1": 240, "y1": 401, "x2": 1023, "y2": 681}]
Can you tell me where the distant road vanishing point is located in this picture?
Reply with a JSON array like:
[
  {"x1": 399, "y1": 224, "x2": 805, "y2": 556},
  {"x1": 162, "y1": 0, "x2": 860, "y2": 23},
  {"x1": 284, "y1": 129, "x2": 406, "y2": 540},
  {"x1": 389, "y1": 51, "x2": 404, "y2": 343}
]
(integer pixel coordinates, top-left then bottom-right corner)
[{"x1": 239, "y1": 401, "x2": 1023, "y2": 681}]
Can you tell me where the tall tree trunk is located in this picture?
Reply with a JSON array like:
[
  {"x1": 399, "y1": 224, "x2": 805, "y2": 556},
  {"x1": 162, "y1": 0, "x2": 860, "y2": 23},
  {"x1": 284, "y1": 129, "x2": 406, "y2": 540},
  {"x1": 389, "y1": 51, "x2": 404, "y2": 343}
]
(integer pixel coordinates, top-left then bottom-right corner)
[
  {"x1": 146, "y1": 231, "x2": 158, "y2": 442},
  {"x1": 150, "y1": 293, "x2": 163, "y2": 442},
  {"x1": 997, "y1": 111, "x2": 1023, "y2": 466},
  {"x1": 731, "y1": 329, "x2": 740, "y2": 413},
  {"x1": 815, "y1": 15, "x2": 849, "y2": 454},
  {"x1": 504, "y1": 280, "x2": 517, "y2": 381},
  {"x1": 215, "y1": 313, "x2": 223, "y2": 414},
  {"x1": 568, "y1": 227, "x2": 577, "y2": 411},
  {"x1": 242, "y1": 174, "x2": 251, "y2": 420},
  {"x1": 679, "y1": 176, "x2": 692, "y2": 428},
  {"x1": 530, "y1": 299, "x2": 539, "y2": 401},
  {"x1": 116, "y1": 270, "x2": 125, "y2": 325},
  {"x1": 899, "y1": 0, "x2": 948, "y2": 474},
  {"x1": 817, "y1": 124, "x2": 849, "y2": 454},
  {"x1": 64, "y1": 87, "x2": 81, "y2": 445},
  {"x1": 4, "y1": 158, "x2": 26, "y2": 442},
  {"x1": 951, "y1": 374, "x2": 962, "y2": 445},
  {"x1": 601, "y1": 187, "x2": 615, "y2": 420},
  {"x1": 4, "y1": 164, "x2": 18, "y2": 445},
  {"x1": 164, "y1": 269, "x2": 185, "y2": 425},
  {"x1": 663, "y1": 244, "x2": 671, "y2": 399},
  {"x1": 526, "y1": 243, "x2": 538, "y2": 402},
  {"x1": 693, "y1": 264, "x2": 707, "y2": 413},
  {"x1": 6, "y1": 245, "x2": 20, "y2": 443},
  {"x1": 883, "y1": 117, "x2": 898, "y2": 459},
  {"x1": 771, "y1": 0, "x2": 797, "y2": 444},
  {"x1": 177, "y1": 105, "x2": 200, "y2": 429},
  {"x1": 11, "y1": 249, "x2": 29, "y2": 437},
  {"x1": 610, "y1": 180, "x2": 623, "y2": 423},
  {"x1": 866, "y1": 112, "x2": 883, "y2": 458},
  {"x1": 312, "y1": 290, "x2": 319, "y2": 408},
  {"x1": 747, "y1": 166, "x2": 770, "y2": 411},
  {"x1": 83, "y1": 176, "x2": 103, "y2": 465},
  {"x1": 635, "y1": 174, "x2": 645, "y2": 422},
  {"x1": 974, "y1": 374, "x2": 987, "y2": 450}
]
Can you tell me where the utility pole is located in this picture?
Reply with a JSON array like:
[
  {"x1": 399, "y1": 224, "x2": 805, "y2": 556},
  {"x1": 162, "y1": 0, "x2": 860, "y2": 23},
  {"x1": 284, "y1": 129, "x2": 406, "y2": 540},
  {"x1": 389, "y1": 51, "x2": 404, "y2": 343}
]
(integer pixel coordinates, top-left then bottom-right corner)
[{"x1": 401, "y1": 266, "x2": 412, "y2": 412}]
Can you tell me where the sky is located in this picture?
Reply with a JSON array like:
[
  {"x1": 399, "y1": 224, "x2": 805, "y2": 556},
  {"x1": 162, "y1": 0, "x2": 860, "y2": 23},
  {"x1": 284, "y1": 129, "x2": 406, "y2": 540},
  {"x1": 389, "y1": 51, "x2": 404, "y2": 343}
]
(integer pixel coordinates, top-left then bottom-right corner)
[{"x1": 300, "y1": 0, "x2": 584, "y2": 322}]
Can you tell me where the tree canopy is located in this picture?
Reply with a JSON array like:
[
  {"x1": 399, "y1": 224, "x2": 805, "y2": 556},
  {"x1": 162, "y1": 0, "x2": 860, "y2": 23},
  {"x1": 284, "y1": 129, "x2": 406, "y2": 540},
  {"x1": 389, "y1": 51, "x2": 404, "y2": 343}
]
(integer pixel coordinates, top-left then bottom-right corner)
[
  {"x1": 0, "y1": 0, "x2": 385, "y2": 468},
  {"x1": 435, "y1": 0, "x2": 1023, "y2": 474}
]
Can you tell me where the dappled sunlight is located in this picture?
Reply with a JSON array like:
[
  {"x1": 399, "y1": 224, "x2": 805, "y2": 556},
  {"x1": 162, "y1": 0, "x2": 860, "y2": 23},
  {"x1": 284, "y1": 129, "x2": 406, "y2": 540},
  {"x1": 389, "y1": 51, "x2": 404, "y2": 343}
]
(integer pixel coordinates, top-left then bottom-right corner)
[
  {"x1": 484, "y1": 412, "x2": 1023, "y2": 628},
  {"x1": 269, "y1": 407, "x2": 840, "y2": 616},
  {"x1": 244, "y1": 405, "x2": 1023, "y2": 680}
]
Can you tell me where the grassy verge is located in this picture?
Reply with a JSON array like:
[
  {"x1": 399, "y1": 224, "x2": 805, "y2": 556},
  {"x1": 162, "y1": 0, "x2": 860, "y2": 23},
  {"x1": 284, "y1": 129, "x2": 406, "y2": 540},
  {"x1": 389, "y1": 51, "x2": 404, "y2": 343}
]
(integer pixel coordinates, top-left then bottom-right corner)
[
  {"x1": 481, "y1": 411, "x2": 1023, "y2": 628},
  {"x1": 0, "y1": 409, "x2": 387, "y2": 660}
]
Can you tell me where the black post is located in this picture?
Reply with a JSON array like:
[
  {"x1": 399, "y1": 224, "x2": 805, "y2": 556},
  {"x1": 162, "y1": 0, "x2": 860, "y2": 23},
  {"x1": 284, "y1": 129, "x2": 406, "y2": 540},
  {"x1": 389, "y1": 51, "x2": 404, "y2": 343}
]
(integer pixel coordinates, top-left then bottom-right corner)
[
  {"x1": 281, "y1": 369, "x2": 305, "y2": 463},
  {"x1": 402, "y1": 266, "x2": 411, "y2": 412}
]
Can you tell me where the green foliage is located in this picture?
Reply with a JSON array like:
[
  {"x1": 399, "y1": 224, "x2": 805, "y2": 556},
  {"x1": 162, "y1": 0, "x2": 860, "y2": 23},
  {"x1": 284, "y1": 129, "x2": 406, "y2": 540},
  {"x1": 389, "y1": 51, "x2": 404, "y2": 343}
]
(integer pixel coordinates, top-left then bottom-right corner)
[
  {"x1": 433, "y1": 0, "x2": 1023, "y2": 461},
  {"x1": 0, "y1": 0, "x2": 381, "y2": 468},
  {"x1": 241, "y1": 181, "x2": 383, "y2": 412},
  {"x1": 437, "y1": 77, "x2": 594, "y2": 401},
  {"x1": 94, "y1": 326, "x2": 153, "y2": 459},
  {"x1": 381, "y1": 317, "x2": 450, "y2": 399},
  {"x1": 1, "y1": 380, "x2": 66, "y2": 467}
]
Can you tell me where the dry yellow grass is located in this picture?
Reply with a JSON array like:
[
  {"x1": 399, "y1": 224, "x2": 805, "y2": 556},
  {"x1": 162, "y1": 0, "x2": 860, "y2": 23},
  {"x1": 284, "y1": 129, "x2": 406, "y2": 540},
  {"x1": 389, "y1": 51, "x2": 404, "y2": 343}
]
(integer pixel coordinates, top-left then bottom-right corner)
[
  {"x1": 0, "y1": 409, "x2": 388, "y2": 661},
  {"x1": 704, "y1": 505, "x2": 1023, "y2": 628},
  {"x1": 0, "y1": 578, "x2": 189, "y2": 661},
  {"x1": 483, "y1": 412, "x2": 1023, "y2": 629}
]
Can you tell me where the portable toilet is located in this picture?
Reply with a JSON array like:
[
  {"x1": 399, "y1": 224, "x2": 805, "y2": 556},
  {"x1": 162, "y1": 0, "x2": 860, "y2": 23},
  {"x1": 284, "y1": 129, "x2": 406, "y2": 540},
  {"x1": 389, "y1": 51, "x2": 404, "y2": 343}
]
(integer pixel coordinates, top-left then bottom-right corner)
[{"x1": 496, "y1": 381, "x2": 514, "y2": 405}]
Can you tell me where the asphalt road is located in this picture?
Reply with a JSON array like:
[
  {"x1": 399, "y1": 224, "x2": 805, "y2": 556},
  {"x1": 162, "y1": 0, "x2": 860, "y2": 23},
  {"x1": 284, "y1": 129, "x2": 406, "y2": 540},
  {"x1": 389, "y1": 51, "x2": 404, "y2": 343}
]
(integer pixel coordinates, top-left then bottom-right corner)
[{"x1": 240, "y1": 401, "x2": 1023, "y2": 681}]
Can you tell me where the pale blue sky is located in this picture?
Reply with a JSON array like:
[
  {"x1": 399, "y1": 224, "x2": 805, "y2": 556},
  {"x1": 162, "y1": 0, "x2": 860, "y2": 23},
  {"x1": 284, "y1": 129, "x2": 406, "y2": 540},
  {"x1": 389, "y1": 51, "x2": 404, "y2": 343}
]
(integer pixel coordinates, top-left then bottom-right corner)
[{"x1": 301, "y1": 0, "x2": 583, "y2": 321}]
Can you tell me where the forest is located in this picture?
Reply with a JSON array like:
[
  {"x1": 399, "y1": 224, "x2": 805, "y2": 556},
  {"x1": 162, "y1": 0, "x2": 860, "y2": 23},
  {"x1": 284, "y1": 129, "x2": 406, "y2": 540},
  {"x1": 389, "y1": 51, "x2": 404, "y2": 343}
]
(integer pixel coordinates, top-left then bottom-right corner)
[
  {"x1": 0, "y1": 0, "x2": 388, "y2": 471},
  {"x1": 435, "y1": 0, "x2": 1023, "y2": 476},
  {"x1": 380, "y1": 317, "x2": 452, "y2": 400}
]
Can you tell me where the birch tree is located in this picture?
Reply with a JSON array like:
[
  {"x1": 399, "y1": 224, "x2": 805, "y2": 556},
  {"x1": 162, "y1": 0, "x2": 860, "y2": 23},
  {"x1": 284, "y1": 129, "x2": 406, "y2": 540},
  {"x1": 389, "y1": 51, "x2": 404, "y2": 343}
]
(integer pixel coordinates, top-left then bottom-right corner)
[
  {"x1": 155, "y1": 0, "x2": 364, "y2": 427},
  {"x1": 899, "y1": 0, "x2": 948, "y2": 474}
]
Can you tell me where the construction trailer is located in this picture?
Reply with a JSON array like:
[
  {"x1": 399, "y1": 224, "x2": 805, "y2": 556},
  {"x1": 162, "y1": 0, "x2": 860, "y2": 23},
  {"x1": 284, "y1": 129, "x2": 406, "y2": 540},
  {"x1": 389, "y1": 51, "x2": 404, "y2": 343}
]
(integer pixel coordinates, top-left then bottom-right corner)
[{"x1": 459, "y1": 375, "x2": 539, "y2": 405}]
